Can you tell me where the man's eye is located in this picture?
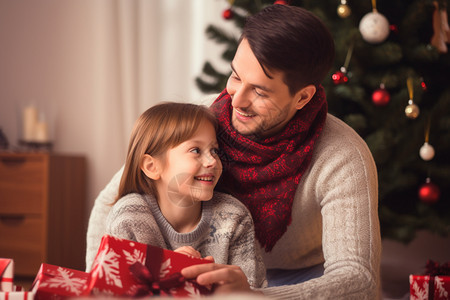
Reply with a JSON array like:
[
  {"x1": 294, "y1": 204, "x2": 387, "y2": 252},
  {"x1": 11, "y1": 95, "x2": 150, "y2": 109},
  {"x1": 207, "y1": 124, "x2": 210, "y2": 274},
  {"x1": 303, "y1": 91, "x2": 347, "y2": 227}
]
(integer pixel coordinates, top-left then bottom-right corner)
[
  {"x1": 230, "y1": 73, "x2": 240, "y2": 81},
  {"x1": 255, "y1": 89, "x2": 267, "y2": 97}
]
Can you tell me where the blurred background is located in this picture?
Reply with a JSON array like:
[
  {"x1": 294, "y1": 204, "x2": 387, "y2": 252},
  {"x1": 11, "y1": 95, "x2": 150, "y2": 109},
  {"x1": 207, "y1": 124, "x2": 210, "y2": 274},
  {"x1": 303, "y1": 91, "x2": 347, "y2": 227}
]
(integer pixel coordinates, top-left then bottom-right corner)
[{"x1": 0, "y1": 0, "x2": 239, "y2": 216}]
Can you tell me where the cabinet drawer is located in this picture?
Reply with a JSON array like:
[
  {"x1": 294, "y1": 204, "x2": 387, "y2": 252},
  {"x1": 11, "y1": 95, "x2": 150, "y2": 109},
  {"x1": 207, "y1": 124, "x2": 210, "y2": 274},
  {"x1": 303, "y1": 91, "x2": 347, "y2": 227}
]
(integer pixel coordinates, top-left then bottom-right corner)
[
  {"x1": 0, "y1": 215, "x2": 45, "y2": 276},
  {"x1": 0, "y1": 155, "x2": 46, "y2": 214}
]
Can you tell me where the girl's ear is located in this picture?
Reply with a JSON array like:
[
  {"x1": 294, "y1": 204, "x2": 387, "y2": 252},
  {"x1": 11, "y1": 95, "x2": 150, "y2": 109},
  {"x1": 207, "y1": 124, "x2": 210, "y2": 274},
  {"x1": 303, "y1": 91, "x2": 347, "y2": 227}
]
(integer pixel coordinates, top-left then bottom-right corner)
[{"x1": 141, "y1": 154, "x2": 161, "y2": 180}]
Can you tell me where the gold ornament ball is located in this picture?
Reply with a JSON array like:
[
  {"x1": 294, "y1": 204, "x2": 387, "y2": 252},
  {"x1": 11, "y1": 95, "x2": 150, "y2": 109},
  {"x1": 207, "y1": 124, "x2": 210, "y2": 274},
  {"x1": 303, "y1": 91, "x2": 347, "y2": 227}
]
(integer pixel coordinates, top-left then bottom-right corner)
[
  {"x1": 405, "y1": 103, "x2": 420, "y2": 119},
  {"x1": 337, "y1": 4, "x2": 351, "y2": 18}
]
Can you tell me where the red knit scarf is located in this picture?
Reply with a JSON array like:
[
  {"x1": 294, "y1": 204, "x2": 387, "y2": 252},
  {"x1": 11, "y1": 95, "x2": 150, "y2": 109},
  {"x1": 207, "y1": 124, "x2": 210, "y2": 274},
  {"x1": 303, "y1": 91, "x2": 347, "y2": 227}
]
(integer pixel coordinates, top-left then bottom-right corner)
[{"x1": 210, "y1": 86, "x2": 327, "y2": 252}]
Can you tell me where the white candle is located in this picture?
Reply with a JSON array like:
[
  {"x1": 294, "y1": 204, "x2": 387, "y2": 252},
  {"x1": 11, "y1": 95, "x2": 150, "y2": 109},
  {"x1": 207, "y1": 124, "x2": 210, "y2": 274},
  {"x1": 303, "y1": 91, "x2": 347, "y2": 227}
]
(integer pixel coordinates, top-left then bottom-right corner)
[
  {"x1": 34, "y1": 121, "x2": 49, "y2": 142},
  {"x1": 23, "y1": 105, "x2": 38, "y2": 141}
]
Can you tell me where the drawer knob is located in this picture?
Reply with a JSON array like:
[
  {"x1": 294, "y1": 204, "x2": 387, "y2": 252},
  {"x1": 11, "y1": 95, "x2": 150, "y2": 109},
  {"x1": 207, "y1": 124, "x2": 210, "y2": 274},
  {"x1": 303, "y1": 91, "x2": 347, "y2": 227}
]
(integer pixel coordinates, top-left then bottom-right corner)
[
  {"x1": 1, "y1": 157, "x2": 27, "y2": 166},
  {"x1": 0, "y1": 214, "x2": 26, "y2": 225}
]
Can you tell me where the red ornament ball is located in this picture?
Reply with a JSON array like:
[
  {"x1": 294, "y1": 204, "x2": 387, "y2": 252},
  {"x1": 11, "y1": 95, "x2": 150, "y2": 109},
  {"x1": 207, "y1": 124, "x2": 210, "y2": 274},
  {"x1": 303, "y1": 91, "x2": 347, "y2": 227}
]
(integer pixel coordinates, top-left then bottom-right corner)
[
  {"x1": 421, "y1": 80, "x2": 427, "y2": 91},
  {"x1": 222, "y1": 8, "x2": 233, "y2": 20},
  {"x1": 418, "y1": 180, "x2": 440, "y2": 204},
  {"x1": 332, "y1": 71, "x2": 348, "y2": 84},
  {"x1": 389, "y1": 24, "x2": 399, "y2": 34},
  {"x1": 372, "y1": 88, "x2": 390, "y2": 106},
  {"x1": 274, "y1": 0, "x2": 288, "y2": 4}
]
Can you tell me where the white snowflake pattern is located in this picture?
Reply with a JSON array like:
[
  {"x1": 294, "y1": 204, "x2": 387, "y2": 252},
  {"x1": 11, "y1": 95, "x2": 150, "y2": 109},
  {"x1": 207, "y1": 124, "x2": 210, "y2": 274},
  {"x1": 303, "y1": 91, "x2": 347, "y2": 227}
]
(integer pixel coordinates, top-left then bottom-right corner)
[
  {"x1": 92, "y1": 247, "x2": 123, "y2": 288},
  {"x1": 40, "y1": 267, "x2": 87, "y2": 295},
  {"x1": 411, "y1": 278, "x2": 428, "y2": 300},
  {"x1": 435, "y1": 276, "x2": 449, "y2": 298},
  {"x1": 182, "y1": 281, "x2": 200, "y2": 297},
  {"x1": 123, "y1": 248, "x2": 145, "y2": 265},
  {"x1": 160, "y1": 258, "x2": 172, "y2": 278},
  {"x1": 91, "y1": 286, "x2": 115, "y2": 296}
]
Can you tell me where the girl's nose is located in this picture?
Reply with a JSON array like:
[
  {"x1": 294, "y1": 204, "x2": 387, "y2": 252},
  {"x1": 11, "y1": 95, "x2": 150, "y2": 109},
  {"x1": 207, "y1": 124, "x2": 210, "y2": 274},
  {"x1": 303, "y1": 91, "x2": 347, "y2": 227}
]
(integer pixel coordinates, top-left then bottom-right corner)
[{"x1": 202, "y1": 152, "x2": 217, "y2": 168}]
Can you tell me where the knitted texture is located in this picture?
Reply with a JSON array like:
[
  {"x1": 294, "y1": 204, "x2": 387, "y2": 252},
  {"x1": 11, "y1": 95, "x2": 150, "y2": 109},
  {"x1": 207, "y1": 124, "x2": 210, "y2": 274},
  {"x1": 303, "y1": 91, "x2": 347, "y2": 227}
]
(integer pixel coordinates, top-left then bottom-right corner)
[
  {"x1": 258, "y1": 114, "x2": 381, "y2": 299},
  {"x1": 105, "y1": 192, "x2": 266, "y2": 289},
  {"x1": 210, "y1": 86, "x2": 327, "y2": 252}
]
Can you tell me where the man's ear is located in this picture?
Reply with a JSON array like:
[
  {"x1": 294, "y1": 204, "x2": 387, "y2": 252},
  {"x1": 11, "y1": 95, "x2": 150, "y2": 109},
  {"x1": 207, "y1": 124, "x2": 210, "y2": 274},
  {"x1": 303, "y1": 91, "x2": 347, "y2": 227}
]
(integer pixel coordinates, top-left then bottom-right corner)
[
  {"x1": 141, "y1": 154, "x2": 160, "y2": 180},
  {"x1": 294, "y1": 84, "x2": 316, "y2": 110}
]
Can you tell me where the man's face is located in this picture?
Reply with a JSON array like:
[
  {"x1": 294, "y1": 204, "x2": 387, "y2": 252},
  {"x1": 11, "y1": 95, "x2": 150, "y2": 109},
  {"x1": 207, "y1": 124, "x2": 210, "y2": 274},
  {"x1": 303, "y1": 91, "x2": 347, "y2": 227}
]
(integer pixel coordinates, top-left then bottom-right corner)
[{"x1": 226, "y1": 38, "x2": 303, "y2": 139}]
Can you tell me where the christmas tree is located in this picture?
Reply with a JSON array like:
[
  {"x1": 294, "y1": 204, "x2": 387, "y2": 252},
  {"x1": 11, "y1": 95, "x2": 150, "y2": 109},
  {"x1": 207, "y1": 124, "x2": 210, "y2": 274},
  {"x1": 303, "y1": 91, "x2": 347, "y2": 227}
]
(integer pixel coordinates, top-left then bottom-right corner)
[{"x1": 196, "y1": 0, "x2": 450, "y2": 243}]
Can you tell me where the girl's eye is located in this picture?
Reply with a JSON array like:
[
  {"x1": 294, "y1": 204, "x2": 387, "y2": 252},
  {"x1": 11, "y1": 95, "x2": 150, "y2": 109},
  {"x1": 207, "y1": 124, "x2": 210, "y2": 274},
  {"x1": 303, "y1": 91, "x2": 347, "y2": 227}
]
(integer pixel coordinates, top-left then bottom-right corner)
[
  {"x1": 211, "y1": 148, "x2": 220, "y2": 156},
  {"x1": 190, "y1": 148, "x2": 200, "y2": 154}
]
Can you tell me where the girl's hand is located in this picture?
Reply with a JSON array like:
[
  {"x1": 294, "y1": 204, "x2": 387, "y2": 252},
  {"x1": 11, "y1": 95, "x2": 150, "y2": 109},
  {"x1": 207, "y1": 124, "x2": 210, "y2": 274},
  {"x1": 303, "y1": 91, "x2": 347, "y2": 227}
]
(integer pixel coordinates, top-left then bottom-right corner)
[
  {"x1": 174, "y1": 246, "x2": 201, "y2": 258},
  {"x1": 174, "y1": 246, "x2": 215, "y2": 262}
]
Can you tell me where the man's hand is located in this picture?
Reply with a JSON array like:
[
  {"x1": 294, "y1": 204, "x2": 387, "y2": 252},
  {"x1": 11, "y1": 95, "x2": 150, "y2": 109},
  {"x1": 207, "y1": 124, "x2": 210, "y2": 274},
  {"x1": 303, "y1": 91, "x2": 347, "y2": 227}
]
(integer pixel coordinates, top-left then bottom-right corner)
[{"x1": 181, "y1": 263, "x2": 256, "y2": 294}]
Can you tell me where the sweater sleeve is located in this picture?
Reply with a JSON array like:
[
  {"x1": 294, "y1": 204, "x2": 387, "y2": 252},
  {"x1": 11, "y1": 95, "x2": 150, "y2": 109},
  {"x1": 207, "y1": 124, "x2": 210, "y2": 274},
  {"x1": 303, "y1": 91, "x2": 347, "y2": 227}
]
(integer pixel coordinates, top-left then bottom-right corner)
[
  {"x1": 85, "y1": 166, "x2": 123, "y2": 272},
  {"x1": 225, "y1": 198, "x2": 267, "y2": 289},
  {"x1": 105, "y1": 194, "x2": 166, "y2": 248},
  {"x1": 260, "y1": 117, "x2": 381, "y2": 299}
]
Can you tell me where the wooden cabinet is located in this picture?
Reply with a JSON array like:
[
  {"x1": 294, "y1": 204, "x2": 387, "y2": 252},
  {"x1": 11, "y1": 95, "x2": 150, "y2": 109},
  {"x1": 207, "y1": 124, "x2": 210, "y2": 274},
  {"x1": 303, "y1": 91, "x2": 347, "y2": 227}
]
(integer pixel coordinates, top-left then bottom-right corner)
[{"x1": 0, "y1": 152, "x2": 86, "y2": 276}]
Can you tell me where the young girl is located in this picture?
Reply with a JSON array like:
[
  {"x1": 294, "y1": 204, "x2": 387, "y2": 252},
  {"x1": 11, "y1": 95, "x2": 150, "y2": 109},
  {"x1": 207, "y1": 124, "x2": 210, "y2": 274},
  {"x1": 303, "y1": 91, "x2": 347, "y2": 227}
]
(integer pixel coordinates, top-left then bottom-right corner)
[{"x1": 105, "y1": 102, "x2": 266, "y2": 289}]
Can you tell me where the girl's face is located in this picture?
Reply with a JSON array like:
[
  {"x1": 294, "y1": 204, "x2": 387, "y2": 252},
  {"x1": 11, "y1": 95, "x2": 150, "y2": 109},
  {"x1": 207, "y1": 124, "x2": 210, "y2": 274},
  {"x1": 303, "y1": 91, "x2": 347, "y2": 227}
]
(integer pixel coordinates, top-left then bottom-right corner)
[{"x1": 155, "y1": 120, "x2": 222, "y2": 207}]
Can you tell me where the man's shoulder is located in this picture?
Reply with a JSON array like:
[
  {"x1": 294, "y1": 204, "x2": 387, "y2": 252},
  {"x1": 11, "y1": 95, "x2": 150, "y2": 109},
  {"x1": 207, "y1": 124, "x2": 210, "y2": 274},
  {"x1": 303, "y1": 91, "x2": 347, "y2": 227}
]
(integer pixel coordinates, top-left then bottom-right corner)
[
  {"x1": 312, "y1": 113, "x2": 375, "y2": 165},
  {"x1": 320, "y1": 114, "x2": 369, "y2": 149},
  {"x1": 323, "y1": 113, "x2": 359, "y2": 135}
]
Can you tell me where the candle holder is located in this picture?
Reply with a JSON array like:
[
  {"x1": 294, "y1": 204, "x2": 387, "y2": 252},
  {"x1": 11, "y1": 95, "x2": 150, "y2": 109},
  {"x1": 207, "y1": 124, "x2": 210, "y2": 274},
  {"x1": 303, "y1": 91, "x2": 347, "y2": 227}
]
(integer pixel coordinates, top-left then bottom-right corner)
[
  {"x1": 0, "y1": 128, "x2": 9, "y2": 150},
  {"x1": 18, "y1": 139, "x2": 53, "y2": 152},
  {"x1": 18, "y1": 103, "x2": 54, "y2": 152}
]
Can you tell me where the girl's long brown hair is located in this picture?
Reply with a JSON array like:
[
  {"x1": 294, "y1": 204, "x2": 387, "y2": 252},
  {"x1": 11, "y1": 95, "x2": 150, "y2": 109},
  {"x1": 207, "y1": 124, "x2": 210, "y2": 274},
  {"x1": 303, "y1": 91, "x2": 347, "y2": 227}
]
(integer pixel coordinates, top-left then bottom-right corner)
[{"x1": 114, "y1": 102, "x2": 217, "y2": 204}]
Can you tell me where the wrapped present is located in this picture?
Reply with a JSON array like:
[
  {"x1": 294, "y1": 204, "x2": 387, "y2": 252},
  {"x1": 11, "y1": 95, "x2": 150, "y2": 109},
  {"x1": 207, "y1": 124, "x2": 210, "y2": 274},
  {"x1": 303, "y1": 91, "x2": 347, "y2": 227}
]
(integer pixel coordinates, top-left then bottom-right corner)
[
  {"x1": 87, "y1": 235, "x2": 212, "y2": 297},
  {"x1": 0, "y1": 258, "x2": 34, "y2": 300},
  {"x1": 31, "y1": 263, "x2": 90, "y2": 300},
  {"x1": 0, "y1": 258, "x2": 14, "y2": 292},
  {"x1": 410, "y1": 260, "x2": 450, "y2": 300},
  {"x1": 0, "y1": 286, "x2": 34, "y2": 300}
]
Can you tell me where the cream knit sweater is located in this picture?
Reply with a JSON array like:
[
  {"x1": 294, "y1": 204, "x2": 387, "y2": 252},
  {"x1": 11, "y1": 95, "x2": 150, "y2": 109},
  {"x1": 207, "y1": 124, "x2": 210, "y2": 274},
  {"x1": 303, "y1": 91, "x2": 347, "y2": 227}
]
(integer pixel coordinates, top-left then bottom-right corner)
[{"x1": 86, "y1": 114, "x2": 381, "y2": 299}]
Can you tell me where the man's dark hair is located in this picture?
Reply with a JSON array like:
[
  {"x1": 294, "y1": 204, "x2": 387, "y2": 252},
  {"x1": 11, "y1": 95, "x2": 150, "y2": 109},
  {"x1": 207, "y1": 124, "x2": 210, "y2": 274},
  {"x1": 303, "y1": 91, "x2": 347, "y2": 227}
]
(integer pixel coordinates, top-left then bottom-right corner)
[{"x1": 241, "y1": 4, "x2": 335, "y2": 95}]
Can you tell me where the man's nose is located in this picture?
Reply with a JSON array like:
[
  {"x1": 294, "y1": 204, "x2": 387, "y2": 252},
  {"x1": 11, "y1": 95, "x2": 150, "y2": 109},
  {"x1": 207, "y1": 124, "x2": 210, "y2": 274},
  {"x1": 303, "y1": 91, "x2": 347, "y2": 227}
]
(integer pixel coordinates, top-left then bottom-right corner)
[{"x1": 231, "y1": 85, "x2": 252, "y2": 108}]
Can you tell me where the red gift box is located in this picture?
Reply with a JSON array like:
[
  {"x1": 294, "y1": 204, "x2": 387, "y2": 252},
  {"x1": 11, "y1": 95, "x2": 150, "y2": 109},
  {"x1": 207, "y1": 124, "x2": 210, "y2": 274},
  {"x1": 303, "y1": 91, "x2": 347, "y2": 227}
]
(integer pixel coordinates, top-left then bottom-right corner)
[
  {"x1": 0, "y1": 258, "x2": 14, "y2": 292},
  {"x1": 87, "y1": 235, "x2": 212, "y2": 297},
  {"x1": 0, "y1": 287, "x2": 34, "y2": 300},
  {"x1": 410, "y1": 275, "x2": 450, "y2": 300},
  {"x1": 0, "y1": 258, "x2": 34, "y2": 300},
  {"x1": 410, "y1": 260, "x2": 450, "y2": 300},
  {"x1": 31, "y1": 263, "x2": 90, "y2": 299}
]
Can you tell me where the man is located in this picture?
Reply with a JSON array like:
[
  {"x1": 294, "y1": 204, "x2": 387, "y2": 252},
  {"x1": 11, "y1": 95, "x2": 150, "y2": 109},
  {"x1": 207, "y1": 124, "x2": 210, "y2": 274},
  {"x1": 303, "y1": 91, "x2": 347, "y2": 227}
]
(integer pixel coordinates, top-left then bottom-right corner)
[{"x1": 86, "y1": 4, "x2": 381, "y2": 299}]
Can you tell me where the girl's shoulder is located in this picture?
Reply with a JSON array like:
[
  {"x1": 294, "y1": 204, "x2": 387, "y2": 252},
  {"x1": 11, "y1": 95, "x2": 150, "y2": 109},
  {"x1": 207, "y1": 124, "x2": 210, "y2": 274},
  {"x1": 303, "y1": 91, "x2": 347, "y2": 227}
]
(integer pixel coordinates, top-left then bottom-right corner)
[
  {"x1": 115, "y1": 192, "x2": 147, "y2": 204},
  {"x1": 210, "y1": 191, "x2": 252, "y2": 217},
  {"x1": 113, "y1": 193, "x2": 154, "y2": 212}
]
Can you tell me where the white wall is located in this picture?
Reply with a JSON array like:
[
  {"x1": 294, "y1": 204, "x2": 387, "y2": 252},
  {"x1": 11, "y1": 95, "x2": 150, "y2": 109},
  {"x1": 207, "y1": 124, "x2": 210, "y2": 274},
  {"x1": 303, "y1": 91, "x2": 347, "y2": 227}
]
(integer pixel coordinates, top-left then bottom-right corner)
[{"x1": 0, "y1": 0, "x2": 239, "y2": 224}]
